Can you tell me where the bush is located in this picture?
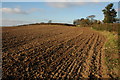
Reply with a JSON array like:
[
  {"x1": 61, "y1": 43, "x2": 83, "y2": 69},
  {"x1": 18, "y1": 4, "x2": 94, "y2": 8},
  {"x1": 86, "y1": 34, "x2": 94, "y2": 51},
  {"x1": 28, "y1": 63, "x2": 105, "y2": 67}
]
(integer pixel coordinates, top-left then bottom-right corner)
[{"x1": 92, "y1": 23, "x2": 120, "y2": 32}]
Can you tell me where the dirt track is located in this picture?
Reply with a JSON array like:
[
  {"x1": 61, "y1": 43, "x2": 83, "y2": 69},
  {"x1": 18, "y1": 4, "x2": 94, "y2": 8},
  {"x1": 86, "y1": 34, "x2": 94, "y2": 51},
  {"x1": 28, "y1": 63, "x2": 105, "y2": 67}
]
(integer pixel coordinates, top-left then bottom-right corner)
[{"x1": 2, "y1": 25, "x2": 110, "y2": 79}]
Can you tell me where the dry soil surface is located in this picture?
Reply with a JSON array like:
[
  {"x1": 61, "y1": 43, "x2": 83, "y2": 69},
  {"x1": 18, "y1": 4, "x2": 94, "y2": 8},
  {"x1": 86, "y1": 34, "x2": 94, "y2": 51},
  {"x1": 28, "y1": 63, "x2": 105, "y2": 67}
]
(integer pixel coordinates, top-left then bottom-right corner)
[{"x1": 2, "y1": 25, "x2": 110, "y2": 79}]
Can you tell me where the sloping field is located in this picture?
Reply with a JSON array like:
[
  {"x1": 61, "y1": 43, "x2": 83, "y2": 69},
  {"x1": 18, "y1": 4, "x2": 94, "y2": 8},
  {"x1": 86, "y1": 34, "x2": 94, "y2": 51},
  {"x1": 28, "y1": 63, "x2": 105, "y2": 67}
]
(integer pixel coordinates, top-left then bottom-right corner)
[{"x1": 2, "y1": 25, "x2": 110, "y2": 79}]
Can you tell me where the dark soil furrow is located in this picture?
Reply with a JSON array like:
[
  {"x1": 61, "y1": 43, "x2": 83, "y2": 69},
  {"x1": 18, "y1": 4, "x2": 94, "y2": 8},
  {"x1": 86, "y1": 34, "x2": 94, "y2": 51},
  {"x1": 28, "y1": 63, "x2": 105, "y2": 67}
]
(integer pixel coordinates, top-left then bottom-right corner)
[{"x1": 2, "y1": 25, "x2": 108, "y2": 79}]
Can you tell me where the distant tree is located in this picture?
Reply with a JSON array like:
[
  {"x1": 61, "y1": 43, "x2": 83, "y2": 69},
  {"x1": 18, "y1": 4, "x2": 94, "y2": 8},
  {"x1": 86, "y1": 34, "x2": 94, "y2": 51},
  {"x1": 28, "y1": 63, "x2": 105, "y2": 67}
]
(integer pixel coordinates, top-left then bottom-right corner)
[
  {"x1": 81, "y1": 18, "x2": 84, "y2": 20},
  {"x1": 92, "y1": 20, "x2": 102, "y2": 24},
  {"x1": 48, "y1": 20, "x2": 52, "y2": 23},
  {"x1": 73, "y1": 20, "x2": 77, "y2": 25},
  {"x1": 73, "y1": 19, "x2": 81, "y2": 25},
  {"x1": 73, "y1": 18, "x2": 92, "y2": 26},
  {"x1": 87, "y1": 15, "x2": 95, "y2": 22},
  {"x1": 80, "y1": 19, "x2": 91, "y2": 25},
  {"x1": 102, "y1": 3, "x2": 117, "y2": 23}
]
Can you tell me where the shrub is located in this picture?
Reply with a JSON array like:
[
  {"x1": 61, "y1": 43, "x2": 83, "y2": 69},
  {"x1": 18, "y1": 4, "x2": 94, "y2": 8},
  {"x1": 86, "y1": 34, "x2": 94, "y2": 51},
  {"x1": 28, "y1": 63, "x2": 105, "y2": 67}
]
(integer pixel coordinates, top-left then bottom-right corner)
[{"x1": 92, "y1": 23, "x2": 120, "y2": 32}]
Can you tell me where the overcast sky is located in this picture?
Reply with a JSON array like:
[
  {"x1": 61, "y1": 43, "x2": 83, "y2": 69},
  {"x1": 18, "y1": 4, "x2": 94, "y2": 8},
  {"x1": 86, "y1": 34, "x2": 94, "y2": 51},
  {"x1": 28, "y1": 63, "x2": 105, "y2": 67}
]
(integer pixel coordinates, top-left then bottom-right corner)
[{"x1": 0, "y1": 2, "x2": 119, "y2": 26}]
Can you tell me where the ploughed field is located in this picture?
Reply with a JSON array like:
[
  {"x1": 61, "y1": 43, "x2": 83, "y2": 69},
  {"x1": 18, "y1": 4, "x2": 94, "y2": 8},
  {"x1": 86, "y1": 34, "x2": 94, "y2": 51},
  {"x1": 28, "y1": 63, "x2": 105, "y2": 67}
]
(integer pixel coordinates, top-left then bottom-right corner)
[{"x1": 2, "y1": 25, "x2": 109, "y2": 79}]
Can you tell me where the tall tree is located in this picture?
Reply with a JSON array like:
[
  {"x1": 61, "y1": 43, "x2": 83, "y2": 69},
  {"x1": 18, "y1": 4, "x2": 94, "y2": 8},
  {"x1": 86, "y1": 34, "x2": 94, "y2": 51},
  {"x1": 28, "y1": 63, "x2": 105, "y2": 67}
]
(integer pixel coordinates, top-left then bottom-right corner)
[{"x1": 102, "y1": 3, "x2": 117, "y2": 23}]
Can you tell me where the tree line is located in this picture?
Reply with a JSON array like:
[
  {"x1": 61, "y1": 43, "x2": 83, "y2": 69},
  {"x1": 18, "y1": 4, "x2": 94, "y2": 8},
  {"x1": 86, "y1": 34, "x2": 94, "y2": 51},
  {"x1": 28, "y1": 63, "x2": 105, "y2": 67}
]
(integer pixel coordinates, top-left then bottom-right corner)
[{"x1": 73, "y1": 3, "x2": 120, "y2": 26}]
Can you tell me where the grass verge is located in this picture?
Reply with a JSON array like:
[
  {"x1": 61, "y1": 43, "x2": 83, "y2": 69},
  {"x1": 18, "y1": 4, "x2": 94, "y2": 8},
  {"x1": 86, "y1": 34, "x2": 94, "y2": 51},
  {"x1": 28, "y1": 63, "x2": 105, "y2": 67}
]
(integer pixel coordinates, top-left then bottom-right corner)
[{"x1": 91, "y1": 27, "x2": 120, "y2": 79}]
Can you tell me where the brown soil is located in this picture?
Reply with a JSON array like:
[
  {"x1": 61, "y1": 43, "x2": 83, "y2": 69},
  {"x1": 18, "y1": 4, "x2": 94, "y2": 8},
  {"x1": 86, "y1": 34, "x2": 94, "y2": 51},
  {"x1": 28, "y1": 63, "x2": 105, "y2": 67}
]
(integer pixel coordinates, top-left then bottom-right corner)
[{"x1": 2, "y1": 25, "x2": 111, "y2": 79}]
